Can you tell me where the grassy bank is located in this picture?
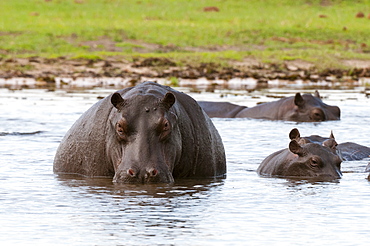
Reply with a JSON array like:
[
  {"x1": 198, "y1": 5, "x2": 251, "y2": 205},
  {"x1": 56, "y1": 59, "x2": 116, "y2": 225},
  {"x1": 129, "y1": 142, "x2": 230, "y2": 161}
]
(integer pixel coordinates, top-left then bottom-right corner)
[{"x1": 1, "y1": 0, "x2": 370, "y2": 70}]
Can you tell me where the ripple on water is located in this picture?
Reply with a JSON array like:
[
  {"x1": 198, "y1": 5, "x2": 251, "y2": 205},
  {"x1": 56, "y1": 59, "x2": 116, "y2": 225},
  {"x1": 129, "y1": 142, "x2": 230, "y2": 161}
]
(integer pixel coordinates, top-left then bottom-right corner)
[{"x1": 1, "y1": 88, "x2": 370, "y2": 245}]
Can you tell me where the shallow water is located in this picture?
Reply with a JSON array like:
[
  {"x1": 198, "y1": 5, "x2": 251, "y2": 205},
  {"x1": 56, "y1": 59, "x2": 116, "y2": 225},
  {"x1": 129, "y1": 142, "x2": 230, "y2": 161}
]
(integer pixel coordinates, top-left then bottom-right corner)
[{"x1": 1, "y1": 86, "x2": 370, "y2": 245}]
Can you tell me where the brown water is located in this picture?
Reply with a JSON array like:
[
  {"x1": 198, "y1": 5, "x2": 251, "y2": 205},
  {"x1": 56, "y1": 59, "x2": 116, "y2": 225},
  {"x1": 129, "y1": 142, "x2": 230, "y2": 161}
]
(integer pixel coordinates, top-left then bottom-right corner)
[{"x1": 1, "y1": 85, "x2": 370, "y2": 245}]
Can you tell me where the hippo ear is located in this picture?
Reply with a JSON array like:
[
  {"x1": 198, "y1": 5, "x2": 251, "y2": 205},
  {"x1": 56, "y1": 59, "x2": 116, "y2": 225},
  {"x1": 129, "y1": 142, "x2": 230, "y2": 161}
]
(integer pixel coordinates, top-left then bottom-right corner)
[
  {"x1": 289, "y1": 128, "x2": 300, "y2": 140},
  {"x1": 294, "y1": 93, "x2": 305, "y2": 107},
  {"x1": 323, "y1": 139, "x2": 338, "y2": 150},
  {"x1": 161, "y1": 92, "x2": 176, "y2": 110},
  {"x1": 111, "y1": 92, "x2": 125, "y2": 109},
  {"x1": 289, "y1": 140, "x2": 305, "y2": 156},
  {"x1": 314, "y1": 90, "x2": 321, "y2": 99}
]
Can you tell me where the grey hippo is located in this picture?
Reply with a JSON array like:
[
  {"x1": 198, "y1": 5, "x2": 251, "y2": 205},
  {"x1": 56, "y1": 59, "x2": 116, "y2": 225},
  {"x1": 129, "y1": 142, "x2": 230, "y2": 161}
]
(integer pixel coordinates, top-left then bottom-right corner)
[
  {"x1": 53, "y1": 81, "x2": 226, "y2": 183},
  {"x1": 289, "y1": 128, "x2": 370, "y2": 161},
  {"x1": 198, "y1": 91, "x2": 340, "y2": 122},
  {"x1": 257, "y1": 132, "x2": 342, "y2": 180}
]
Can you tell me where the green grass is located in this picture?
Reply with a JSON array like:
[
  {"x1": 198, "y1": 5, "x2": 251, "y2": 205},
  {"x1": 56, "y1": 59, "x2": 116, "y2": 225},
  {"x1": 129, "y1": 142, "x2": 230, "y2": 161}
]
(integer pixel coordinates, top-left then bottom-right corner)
[{"x1": 1, "y1": 0, "x2": 370, "y2": 69}]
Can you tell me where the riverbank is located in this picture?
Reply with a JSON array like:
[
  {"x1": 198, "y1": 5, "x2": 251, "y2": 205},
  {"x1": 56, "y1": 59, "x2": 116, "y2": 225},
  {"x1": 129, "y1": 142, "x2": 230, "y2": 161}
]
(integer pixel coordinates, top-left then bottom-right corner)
[{"x1": 1, "y1": 57, "x2": 369, "y2": 87}]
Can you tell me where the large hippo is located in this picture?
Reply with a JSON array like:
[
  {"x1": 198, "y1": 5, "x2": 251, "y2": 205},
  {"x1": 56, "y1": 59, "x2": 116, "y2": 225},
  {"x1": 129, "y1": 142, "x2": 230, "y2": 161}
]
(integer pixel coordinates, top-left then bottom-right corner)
[
  {"x1": 198, "y1": 91, "x2": 340, "y2": 122},
  {"x1": 257, "y1": 138, "x2": 342, "y2": 180},
  {"x1": 53, "y1": 82, "x2": 226, "y2": 183},
  {"x1": 289, "y1": 128, "x2": 370, "y2": 161}
]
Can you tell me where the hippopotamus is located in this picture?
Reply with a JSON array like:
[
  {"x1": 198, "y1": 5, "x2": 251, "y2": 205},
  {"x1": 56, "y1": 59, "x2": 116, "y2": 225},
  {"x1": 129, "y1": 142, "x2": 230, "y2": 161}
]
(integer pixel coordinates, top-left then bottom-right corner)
[
  {"x1": 336, "y1": 142, "x2": 370, "y2": 161},
  {"x1": 289, "y1": 128, "x2": 370, "y2": 161},
  {"x1": 198, "y1": 91, "x2": 340, "y2": 122},
  {"x1": 197, "y1": 101, "x2": 247, "y2": 118},
  {"x1": 257, "y1": 138, "x2": 342, "y2": 180},
  {"x1": 53, "y1": 81, "x2": 226, "y2": 183}
]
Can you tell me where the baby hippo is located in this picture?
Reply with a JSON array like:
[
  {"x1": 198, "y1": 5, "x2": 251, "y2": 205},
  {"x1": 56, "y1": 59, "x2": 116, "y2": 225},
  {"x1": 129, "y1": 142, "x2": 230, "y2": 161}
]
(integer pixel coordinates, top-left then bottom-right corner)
[{"x1": 257, "y1": 139, "x2": 342, "y2": 181}]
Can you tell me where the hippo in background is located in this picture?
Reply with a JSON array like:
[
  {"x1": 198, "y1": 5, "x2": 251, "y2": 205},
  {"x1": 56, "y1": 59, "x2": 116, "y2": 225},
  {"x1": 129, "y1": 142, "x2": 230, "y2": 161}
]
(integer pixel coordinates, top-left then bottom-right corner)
[
  {"x1": 53, "y1": 81, "x2": 226, "y2": 184},
  {"x1": 257, "y1": 136, "x2": 342, "y2": 181},
  {"x1": 198, "y1": 91, "x2": 340, "y2": 122},
  {"x1": 197, "y1": 101, "x2": 247, "y2": 118},
  {"x1": 289, "y1": 128, "x2": 370, "y2": 161}
]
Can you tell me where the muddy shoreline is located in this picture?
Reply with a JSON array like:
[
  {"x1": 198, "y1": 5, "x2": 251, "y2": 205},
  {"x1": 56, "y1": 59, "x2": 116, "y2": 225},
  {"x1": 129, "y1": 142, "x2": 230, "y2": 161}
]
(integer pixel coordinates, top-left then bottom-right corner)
[{"x1": 1, "y1": 57, "x2": 369, "y2": 87}]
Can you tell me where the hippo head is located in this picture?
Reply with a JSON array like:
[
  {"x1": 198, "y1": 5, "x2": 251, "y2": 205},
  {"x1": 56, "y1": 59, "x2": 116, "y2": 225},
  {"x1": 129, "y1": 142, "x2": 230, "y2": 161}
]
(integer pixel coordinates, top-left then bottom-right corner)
[
  {"x1": 289, "y1": 91, "x2": 340, "y2": 122},
  {"x1": 289, "y1": 128, "x2": 338, "y2": 154},
  {"x1": 282, "y1": 140, "x2": 342, "y2": 180},
  {"x1": 108, "y1": 91, "x2": 181, "y2": 184}
]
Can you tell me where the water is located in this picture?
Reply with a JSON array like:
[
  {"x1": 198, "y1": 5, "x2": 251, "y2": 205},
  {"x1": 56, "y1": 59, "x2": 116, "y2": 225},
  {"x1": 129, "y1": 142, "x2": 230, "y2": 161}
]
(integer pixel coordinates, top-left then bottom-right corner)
[{"x1": 1, "y1": 86, "x2": 370, "y2": 245}]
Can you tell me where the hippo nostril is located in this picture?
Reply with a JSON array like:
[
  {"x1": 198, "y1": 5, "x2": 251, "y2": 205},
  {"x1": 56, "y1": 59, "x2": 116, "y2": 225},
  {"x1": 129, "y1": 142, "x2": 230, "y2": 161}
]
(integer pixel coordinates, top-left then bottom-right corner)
[
  {"x1": 127, "y1": 168, "x2": 136, "y2": 177},
  {"x1": 145, "y1": 168, "x2": 158, "y2": 178},
  {"x1": 151, "y1": 169, "x2": 158, "y2": 177}
]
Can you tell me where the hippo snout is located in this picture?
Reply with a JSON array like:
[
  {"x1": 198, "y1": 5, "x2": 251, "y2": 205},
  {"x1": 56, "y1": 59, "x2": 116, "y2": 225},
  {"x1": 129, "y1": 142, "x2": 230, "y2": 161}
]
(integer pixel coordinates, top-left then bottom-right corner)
[{"x1": 113, "y1": 167, "x2": 174, "y2": 184}]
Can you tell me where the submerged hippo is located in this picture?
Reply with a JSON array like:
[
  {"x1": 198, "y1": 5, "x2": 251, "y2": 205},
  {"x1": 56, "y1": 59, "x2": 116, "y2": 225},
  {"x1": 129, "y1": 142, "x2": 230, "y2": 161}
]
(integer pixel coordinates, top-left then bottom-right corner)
[
  {"x1": 257, "y1": 138, "x2": 342, "y2": 180},
  {"x1": 53, "y1": 82, "x2": 226, "y2": 183},
  {"x1": 289, "y1": 128, "x2": 370, "y2": 161},
  {"x1": 198, "y1": 91, "x2": 340, "y2": 122}
]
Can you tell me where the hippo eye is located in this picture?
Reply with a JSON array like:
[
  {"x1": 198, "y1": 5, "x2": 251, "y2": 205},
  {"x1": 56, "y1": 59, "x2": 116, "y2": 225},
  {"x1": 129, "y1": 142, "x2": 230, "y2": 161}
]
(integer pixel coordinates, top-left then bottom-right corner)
[
  {"x1": 115, "y1": 120, "x2": 128, "y2": 141},
  {"x1": 310, "y1": 157, "x2": 322, "y2": 168},
  {"x1": 163, "y1": 120, "x2": 170, "y2": 131},
  {"x1": 159, "y1": 119, "x2": 171, "y2": 140},
  {"x1": 314, "y1": 113, "x2": 322, "y2": 120},
  {"x1": 310, "y1": 109, "x2": 325, "y2": 121}
]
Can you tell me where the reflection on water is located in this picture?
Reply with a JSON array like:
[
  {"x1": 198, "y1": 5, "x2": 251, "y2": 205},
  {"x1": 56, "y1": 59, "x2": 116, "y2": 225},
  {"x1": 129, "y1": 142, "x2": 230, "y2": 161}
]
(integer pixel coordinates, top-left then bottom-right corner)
[
  {"x1": 0, "y1": 130, "x2": 43, "y2": 136},
  {"x1": 1, "y1": 76, "x2": 369, "y2": 91},
  {"x1": 57, "y1": 174, "x2": 225, "y2": 199},
  {"x1": 1, "y1": 86, "x2": 370, "y2": 245},
  {"x1": 53, "y1": 176, "x2": 226, "y2": 245}
]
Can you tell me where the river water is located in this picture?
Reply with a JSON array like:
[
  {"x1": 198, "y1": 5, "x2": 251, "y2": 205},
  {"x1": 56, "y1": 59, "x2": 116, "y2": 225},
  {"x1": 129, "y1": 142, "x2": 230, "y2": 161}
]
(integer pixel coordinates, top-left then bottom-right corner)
[{"x1": 1, "y1": 82, "x2": 370, "y2": 245}]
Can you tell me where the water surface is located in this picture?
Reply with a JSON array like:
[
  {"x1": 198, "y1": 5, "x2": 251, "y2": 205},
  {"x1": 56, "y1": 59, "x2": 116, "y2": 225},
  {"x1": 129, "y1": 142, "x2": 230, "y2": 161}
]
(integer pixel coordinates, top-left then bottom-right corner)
[{"x1": 1, "y1": 87, "x2": 370, "y2": 245}]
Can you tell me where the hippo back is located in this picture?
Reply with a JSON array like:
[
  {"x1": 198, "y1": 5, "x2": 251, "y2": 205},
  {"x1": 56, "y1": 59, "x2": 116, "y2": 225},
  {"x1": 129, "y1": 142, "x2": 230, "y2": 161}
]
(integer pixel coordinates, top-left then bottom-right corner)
[
  {"x1": 337, "y1": 142, "x2": 370, "y2": 161},
  {"x1": 167, "y1": 87, "x2": 226, "y2": 178},
  {"x1": 197, "y1": 101, "x2": 247, "y2": 118}
]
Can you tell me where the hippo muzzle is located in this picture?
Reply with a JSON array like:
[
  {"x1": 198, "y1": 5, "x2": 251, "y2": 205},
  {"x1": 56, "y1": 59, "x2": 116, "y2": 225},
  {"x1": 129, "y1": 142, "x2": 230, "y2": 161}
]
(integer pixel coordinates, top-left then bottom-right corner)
[{"x1": 113, "y1": 165, "x2": 175, "y2": 184}]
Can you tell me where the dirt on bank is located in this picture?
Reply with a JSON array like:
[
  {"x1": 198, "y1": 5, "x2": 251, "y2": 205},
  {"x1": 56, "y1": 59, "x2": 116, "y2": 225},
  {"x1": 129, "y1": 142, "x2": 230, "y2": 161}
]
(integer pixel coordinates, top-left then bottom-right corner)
[{"x1": 1, "y1": 56, "x2": 369, "y2": 86}]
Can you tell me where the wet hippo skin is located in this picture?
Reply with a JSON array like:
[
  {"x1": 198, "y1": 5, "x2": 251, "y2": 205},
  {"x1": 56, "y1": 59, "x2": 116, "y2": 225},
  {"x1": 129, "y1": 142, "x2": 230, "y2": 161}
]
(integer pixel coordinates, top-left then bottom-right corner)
[
  {"x1": 54, "y1": 81, "x2": 226, "y2": 183},
  {"x1": 198, "y1": 91, "x2": 340, "y2": 122},
  {"x1": 289, "y1": 128, "x2": 370, "y2": 161},
  {"x1": 257, "y1": 133, "x2": 342, "y2": 180}
]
